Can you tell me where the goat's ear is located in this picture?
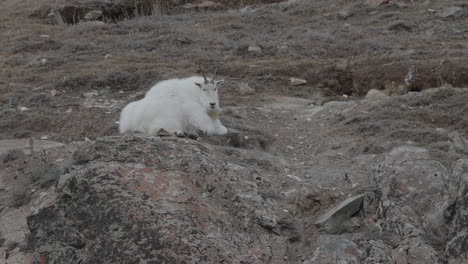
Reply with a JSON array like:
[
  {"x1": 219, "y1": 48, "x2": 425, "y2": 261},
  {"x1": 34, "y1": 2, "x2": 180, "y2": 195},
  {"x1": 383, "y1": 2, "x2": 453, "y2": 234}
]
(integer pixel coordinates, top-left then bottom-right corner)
[
  {"x1": 215, "y1": 79, "x2": 224, "y2": 86},
  {"x1": 195, "y1": 83, "x2": 202, "y2": 88}
]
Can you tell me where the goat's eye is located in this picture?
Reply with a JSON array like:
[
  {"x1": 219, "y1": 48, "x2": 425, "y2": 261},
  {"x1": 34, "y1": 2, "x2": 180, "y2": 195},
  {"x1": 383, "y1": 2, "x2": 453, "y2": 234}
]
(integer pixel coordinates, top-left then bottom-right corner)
[
  {"x1": 203, "y1": 89, "x2": 206, "y2": 91},
  {"x1": 214, "y1": 88, "x2": 217, "y2": 91}
]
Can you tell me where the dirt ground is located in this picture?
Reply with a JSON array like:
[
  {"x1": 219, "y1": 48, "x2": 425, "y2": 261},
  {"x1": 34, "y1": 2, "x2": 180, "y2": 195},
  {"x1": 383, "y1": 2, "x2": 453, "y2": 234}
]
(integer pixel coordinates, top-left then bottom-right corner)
[{"x1": 0, "y1": 0, "x2": 467, "y2": 263}]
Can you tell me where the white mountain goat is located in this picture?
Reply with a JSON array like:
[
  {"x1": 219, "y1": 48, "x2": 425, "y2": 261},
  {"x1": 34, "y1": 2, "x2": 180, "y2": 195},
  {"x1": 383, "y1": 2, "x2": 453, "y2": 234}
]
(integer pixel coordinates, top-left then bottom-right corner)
[{"x1": 119, "y1": 69, "x2": 228, "y2": 136}]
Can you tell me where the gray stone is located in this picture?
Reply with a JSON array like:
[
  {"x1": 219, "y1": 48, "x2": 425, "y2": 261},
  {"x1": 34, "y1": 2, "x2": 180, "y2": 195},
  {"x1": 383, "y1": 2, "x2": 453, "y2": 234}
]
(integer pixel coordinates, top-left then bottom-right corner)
[
  {"x1": 366, "y1": 145, "x2": 450, "y2": 263},
  {"x1": 315, "y1": 194, "x2": 364, "y2": 232},
  {"x1": 446, "y1": 159, "x2": 468, "y2": 263},
  {"x1": 448, "y1": 132, "x2": 468, "y2": 155},
  {"x1": 379, "y1": 146, "x2": 448, "y2": 215},
  {"x1": 386, "y1": 20, "x2": 415, "y2": 32},
  {"x1": 338, "y1": 8, "x2": 353, "y2": 19},
  {"x1": 365, "y1": 0, "x2": 390, "y2": 8},
  {"x1": 437, "y1": 6, "x2": 464, "y2": 18},
  {"x1": 26, "y1": 136, "x2": 276, "y2": 263},
  {"x1": 82, "y1": 90, "x2": 98, "y2": 98},
  {"x1": 13, "y1": 129, "x2": 33, "y2": 138},
  {"x1": 84, "y1": 10, "x2": 102, "y2": 21},
  {"x1": 156, "y1": 128, "x2": 172, "y2": 136},
  {"x1": 390, "y1": 237, "x2": 440, "y2": 264},
  {"x1": 2, "y1": 149, "x2": 25, "y2": 163},
  {"x1": 256, "y1": 212, "x2": 278, "y2": 230},
  {"x1": 238, "y1": 82, "x2": 255, "y2": 95},
  {"x1": 304, "y1": 235, "x2": 363, "y2": 264},
  {"x1": 239, "y1": 6, "x2": 254, "y2": 15},
  {"x1": 290, "y1": 77, "x2": 307, "y2": 86},
  {"x1": 365, "y1": 89, "x2": 388, "y2": 99},
  {"x1": 247, "y1": 44, "x2": 262, "y2": 54}
]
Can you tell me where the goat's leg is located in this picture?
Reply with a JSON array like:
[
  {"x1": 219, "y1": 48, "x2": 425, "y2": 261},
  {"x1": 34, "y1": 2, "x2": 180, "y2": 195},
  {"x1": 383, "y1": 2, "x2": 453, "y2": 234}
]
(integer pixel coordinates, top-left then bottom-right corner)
[{"x1": 188, "y1": 110, "x2": 220, "y2": 135}]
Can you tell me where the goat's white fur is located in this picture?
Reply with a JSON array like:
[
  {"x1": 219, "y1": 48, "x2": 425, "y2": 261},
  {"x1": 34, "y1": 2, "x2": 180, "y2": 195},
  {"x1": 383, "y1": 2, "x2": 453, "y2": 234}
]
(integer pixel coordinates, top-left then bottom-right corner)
[{"x1": 119, "y1": 76, "x2": 227, "y2": 136}]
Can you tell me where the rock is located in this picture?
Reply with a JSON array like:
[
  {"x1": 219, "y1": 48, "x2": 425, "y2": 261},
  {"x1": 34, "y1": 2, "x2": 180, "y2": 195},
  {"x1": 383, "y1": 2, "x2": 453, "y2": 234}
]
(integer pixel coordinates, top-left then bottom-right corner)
[
  {"x1": 50, "y1": 89, "x2": 57, "y2": 96},
  {"x1": 83, "y1": 90, "x2": 98, "y2": 98},
  {"x1": 39, "y1": 34, "x2": 49, "y2": 38},
  {"x1": 2, "y1": 149, "x2": 25, "y2": 163},
  {"x1": 277, "y1": 44, "x2": 289, "y2": 52},
  {"x1": 39, "y1": 255, "x2": 48, "y2": 264},
  {"x1": 366, "y1": 0, "x2": 390, "y2": 8},
  {"x1": 337, "y1": 4, "x2": 366, "y2": 19},
  {"x1": 338, "y1": 7, "x2": 353, "y2": 19},
  {"x1": 384, "y1": 81, "x2": 407, "y2": 95},
  {"x1": 247, "y1": 44, "x2": 262, "y2": 54},
  {"x1": 444, "y1": 159, "x2": 468, "y2": 263},
  {"x1": 24, "y1": 253, "x2": 40, "y2": 264},
  {"x1": 25, "y1": 136, "x2": 275, "y2": 263},
  {"x1": 43, "y1": 9, "x2": 64, "y2": 25},
  {"x1": 446, "y1": 159, "x2": 468, "y2": 263},
  {"x1": 380, "y1": 146, "x2": 447, "y2": 203},
  {"x1": 256, "y1": 212, "x2": 278, "y2": 230},
  {"x1": 14, "y1": 129, "x2": 33, "y2": 139},
  {"x1": 84, "y1": 10, "x2": 102, "y2": 21},
  {"x1": 436, "y1": 6, "x2": 464, "y2": 18},
  {"x1": 371, "y1": 145, "x2": 448, "y2": 263},
  {"x1": 390, "y1": 237, "x2": 440, "y2": 264},
  {"x1": 365, "y1": 89, "x2": 388, "y2": 99},
  {"x1": 239, "y1": 6, "x2": 254, "y2": 15},
  {"x1": 448, "y1": 132, "x2": 468, "y2": 154},
  {"x1": 404, "y1": 65, "x2": 416, "y2": 86},
  {"x1": 386, "y1": 20, "x2": 414, "y2": 31},
  {"x1": 0, "y1": 139, "x2": 65, "y2": 155},
  {"x1": 289, "y1": 77, "x2": 307, "y2": 86},
  {"x1": 238, "y1": 82, "x2": 255, "y2": 95},
  {"x1": 156, "y1": 128, "x2": 172, "y2": 136},
  {"x1": 315, "y1": 194, "x2": 364, "y2": 233},
  {"x1": 303, "y1": 235, "x2": 364, "y2": 264}
]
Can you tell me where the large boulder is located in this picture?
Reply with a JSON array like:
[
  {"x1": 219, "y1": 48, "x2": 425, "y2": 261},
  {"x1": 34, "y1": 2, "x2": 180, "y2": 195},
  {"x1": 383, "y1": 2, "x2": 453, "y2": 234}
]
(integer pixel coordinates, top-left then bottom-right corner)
[
  {"x1": 445, "y1": 159, "x2": 468, "y2": 263},
  {"x1": 25, "y1": 136, "x2": 280, "y2": 263}
]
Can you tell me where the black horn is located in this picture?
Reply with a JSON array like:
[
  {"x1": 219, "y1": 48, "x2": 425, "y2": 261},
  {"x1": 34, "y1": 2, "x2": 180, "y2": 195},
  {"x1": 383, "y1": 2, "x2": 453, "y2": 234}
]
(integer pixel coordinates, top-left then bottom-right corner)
[
  {"x1": 199, "y1": 65, "x2": 208, "y2": 84},
  {"x1": 211, "y1": 69, "x2": 218, "y2": 84}
]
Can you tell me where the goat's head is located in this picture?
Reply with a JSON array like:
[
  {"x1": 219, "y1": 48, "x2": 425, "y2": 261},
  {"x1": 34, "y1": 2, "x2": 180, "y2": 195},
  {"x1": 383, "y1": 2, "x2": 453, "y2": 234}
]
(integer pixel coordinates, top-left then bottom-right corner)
[{"x1": 195, "y1": 68, "x2": 224, "y2": 114}]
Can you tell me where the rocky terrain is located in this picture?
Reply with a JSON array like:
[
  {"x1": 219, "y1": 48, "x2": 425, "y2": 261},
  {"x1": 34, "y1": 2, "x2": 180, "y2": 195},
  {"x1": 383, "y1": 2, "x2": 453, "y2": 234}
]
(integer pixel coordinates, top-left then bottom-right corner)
[{"x1": 1, "y1": 0, "x2": 467, "y2": 263}]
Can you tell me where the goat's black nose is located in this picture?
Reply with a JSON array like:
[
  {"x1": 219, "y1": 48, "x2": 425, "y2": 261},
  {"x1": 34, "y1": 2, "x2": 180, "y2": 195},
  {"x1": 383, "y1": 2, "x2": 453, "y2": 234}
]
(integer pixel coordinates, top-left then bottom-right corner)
[{"x1": 210, "y1": 103, "x2": 216, "y2": 107}]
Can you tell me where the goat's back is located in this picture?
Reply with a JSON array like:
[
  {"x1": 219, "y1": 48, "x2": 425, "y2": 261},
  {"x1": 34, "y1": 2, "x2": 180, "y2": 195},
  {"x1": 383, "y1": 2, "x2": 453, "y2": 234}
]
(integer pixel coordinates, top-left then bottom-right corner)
[{"x1": 145, "y1": 76, "x2": 210, "y2": 101}]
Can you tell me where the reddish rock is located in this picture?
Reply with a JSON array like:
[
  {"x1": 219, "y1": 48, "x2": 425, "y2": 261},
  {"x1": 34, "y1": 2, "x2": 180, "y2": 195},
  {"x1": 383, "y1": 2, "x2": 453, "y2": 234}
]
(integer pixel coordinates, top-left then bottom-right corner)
[{"x1": 25, "y1": 136, "x2": 278, "y2": 263}]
